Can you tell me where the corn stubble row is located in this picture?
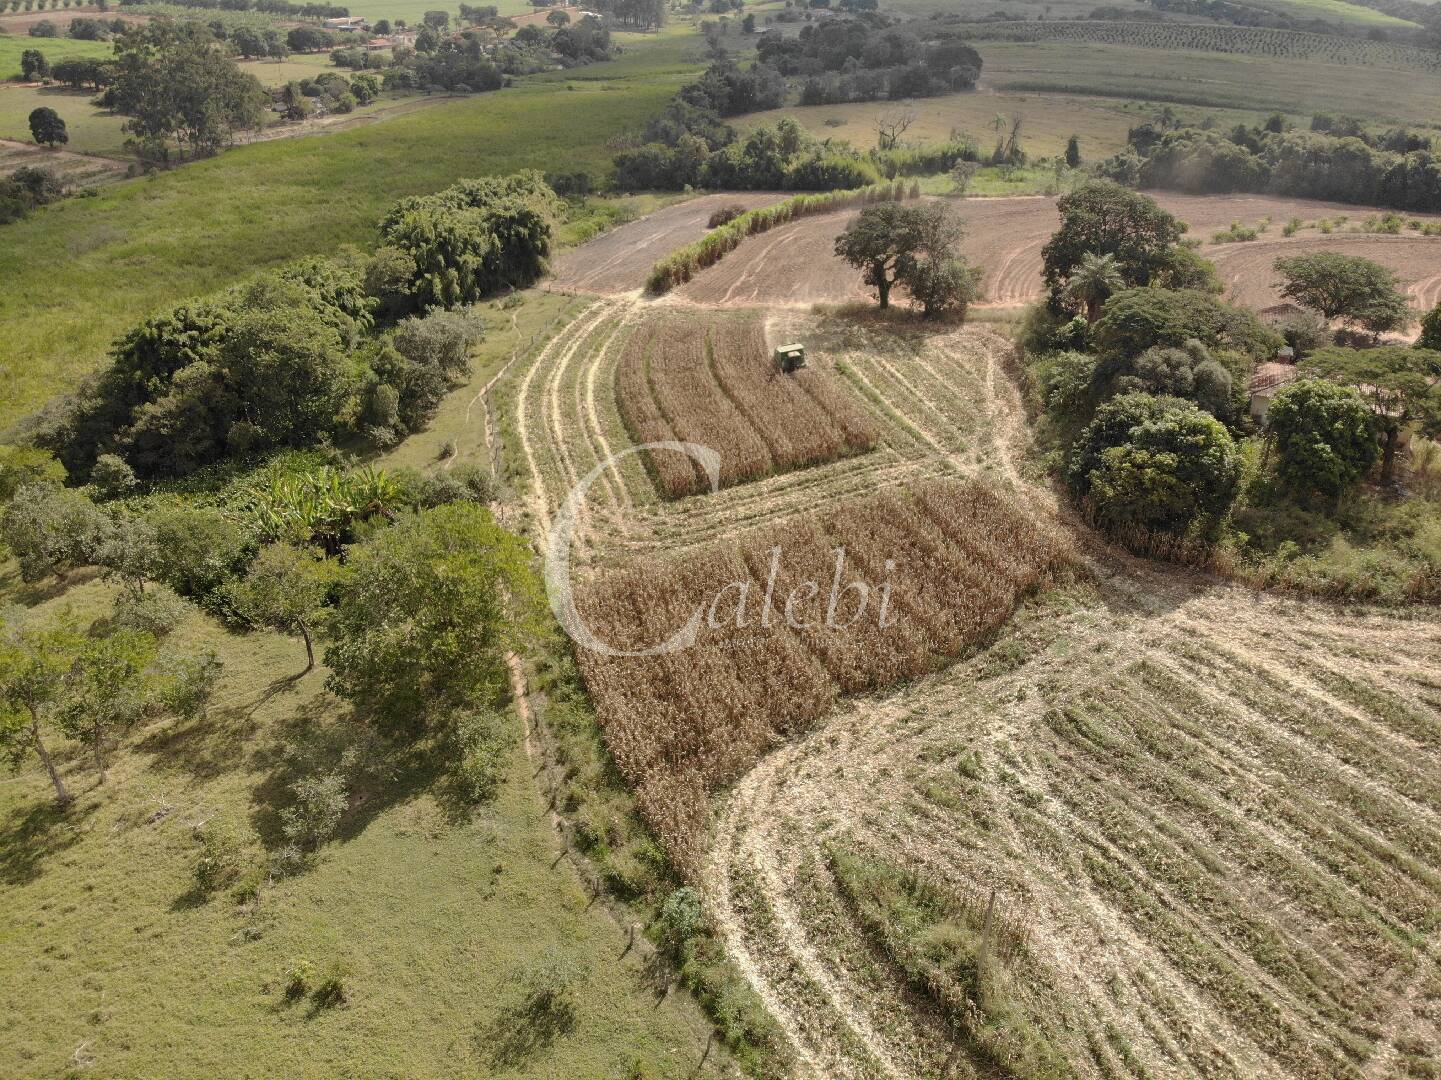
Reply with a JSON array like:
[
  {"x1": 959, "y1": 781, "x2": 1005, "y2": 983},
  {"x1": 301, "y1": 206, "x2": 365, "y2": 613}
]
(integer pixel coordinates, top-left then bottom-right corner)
[
  {"x1": 573, "y1": 480, "x2": 1074, "y2": 878},
  {"x1": 614, "y1": 312, "x2": 878, "y2": 499}
]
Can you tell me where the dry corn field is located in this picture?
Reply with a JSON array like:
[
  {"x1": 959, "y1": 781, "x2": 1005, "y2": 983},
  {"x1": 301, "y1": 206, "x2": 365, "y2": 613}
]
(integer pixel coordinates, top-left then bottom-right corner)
[
  {"x1": 498, "y1": 297, "x2": 1035, "y2": 570},
  {"x1": 495, "y1": 258, "x2": 1441, "y2": 1077},
  {"x1": 614, "y1": 310, "x2": 878, "y2": 499},
  {"x1": 572, "y1": 480, "x2": 1074, "y2": 878}
]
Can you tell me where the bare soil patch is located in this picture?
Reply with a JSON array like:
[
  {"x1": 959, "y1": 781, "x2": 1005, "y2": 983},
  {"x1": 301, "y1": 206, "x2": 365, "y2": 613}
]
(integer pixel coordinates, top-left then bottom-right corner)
[
  {"x1": 547, "y1": 192, "x2": 788, "y2": 295},
  {"x1": 657, "y1": 191, "x2": 1441, "y2": 314}
]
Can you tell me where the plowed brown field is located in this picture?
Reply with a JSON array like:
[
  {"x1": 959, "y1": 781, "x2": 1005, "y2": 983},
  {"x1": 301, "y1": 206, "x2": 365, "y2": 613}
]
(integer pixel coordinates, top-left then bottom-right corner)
[
  {"x1": 552, "y1": 191, "x2": 1441, "y2": 314},
  {"x1": 549, "y1": 192, "x2": 787, "y2": 295}
]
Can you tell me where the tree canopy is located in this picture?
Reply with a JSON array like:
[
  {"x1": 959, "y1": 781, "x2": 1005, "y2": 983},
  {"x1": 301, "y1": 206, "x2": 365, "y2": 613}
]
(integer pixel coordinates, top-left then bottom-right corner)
[
  {"x1": 1300, "y1": 345, "x2": 1441, "y2": 482},
  {"x1": 1266, "y1": 379, "x2": 1378, "y2": 502},
  {"x1": 324, "y1": 503, "x2": 541, "y2": 730},
  {"x1": 105, "y1": 21, "x2": 268, "y2": 163},
  {"x1": 1275, "y1": 252, "x2": 1411, "y2": 335},
  {"x1": 1041, "y1": 181, "x2": 1190, "y2": 303}
]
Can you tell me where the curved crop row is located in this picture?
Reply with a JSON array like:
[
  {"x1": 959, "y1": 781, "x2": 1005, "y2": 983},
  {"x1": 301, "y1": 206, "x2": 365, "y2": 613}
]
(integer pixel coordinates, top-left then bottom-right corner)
[
  {"x1": 646, "y1": 180, "x2": 919, "y2": 295},
  {"x1": 954, "y1": 20, "x2": 1441, "y2": 72}
]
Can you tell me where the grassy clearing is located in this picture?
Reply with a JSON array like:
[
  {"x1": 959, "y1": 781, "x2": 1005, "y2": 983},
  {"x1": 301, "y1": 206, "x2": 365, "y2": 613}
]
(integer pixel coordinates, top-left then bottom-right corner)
[
  {"x1": 0, "y1": 33, "x2": 113, "y2": 80},
  {"x1": 0, "y1": 56, "x2": 692, "y2": 430},
  {"x1": 1257, "y1": 0, "x2": 1421, "y2": 27},
  {"x1": 981, "y1": 40, "x2": 1441, "y2": 123},
  {"x1": 0, "y1": 84, "x2": 127, "y2": 156},
  {"x1": 0, "y1": 572, "x2": 725, "y2": 1079}
]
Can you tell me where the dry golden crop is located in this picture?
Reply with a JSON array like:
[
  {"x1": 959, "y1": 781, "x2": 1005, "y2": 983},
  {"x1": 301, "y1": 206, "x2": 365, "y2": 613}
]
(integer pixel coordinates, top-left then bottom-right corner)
[
  {"x1": 614, "y1": 311, "x2": 878, "y2": 500},
  {"x1": 573, "y1": 479, "x2": 1073, "y2": 878}
]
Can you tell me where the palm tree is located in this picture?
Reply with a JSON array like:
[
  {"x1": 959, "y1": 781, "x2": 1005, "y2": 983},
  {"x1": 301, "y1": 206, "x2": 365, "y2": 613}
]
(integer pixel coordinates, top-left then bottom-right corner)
[{"x1": 1066, "y1": 252, "x2": 1126, "y2": 324}]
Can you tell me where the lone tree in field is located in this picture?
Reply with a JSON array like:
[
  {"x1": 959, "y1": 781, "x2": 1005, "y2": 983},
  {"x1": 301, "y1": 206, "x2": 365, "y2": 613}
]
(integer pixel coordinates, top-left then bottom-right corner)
[
  {"x1": 547, "y1": 8, "x2": 570, "y2": 25},
  {"x1": 835, "y1": 201, "x2": 963, "y2": 311},
  {"x1": 1301, "y1": 345, "x2": 1441, "y2": 484},
  {"x1": 227, "y1": 544, "x2": 335, "y2": 674},
  {"x1": 1275, "y1": 252, "x2": 1410, "y2": 336},
  {"x1": 1265, "y1": 379, "x2": 1378, "y2": 504},
  {"x1": 1065, "y1": 134, "x2": 1081, "y2": 169},
  {"x1": 20, "y1": 48, "x2": 49, "y2": 81},
  {"x1": 1065, "y1": 251, "x2": 1124, "y2": 324},
  {"x1": 1041, "y1": 180, "x2": 1189, "y2": 304},
  {"x1": 28, "y1": 107, "x2": 67, "y2": 148}
]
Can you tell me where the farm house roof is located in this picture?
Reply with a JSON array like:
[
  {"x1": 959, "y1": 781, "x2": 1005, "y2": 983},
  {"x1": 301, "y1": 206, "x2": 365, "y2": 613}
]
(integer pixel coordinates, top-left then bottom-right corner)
[{"x1": 1248, "y1": 362, "x2": 1301, "y2": 395}]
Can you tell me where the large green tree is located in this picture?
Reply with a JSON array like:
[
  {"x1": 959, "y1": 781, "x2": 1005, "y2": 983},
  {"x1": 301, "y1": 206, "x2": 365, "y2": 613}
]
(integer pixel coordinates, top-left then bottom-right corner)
[
  {"x1": 324, "y1": 504, "x2": 539, "y2": 729},
  {"x1": 1275, "y1": 252, "x2": 1410, "y2": 336},
  {"x1": 1265, "y1": 379, "x2": 1378, "y2": 502},
  {"x1": 1076, "y1": 394, "x2": 1242, "y2": 536},
  {"x1": 28, "y1": 107, "x2": 67, "y2": 148},
  {"x1": 107, "y1": 21, "x2": 268, "y2": 163},
  {"x1": 834, "y1": 201, "x2": 963, "y2": 310},
  {"x1": 1300, "y1": 345, "x2": 1441, "y2": 483},
  {"x1": 53, "y1": 628, "x2": 158, "y2": 785},
  {"x1": 1041, "y1": 180, "x2": 1190, "y2": 302}
]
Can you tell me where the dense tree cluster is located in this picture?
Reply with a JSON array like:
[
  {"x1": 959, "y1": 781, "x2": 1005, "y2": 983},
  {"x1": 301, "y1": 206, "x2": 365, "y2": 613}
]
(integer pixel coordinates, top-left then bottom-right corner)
[
  {"x1": 1021, "y1": 185, "x2": 1286, "y2": 537},
  {"x1": 117, "y1": 0, "x2": 351, "y2": 18},
  {"x1": 23, "y1": 173, "x2": 557, "y2": 480},
  {"x1": 101, "y1": 20, "x2": 269, "y2": 163},
  {"x1": 1101, "y1": 121, "x2": 1441, "y2": 213},
  {"x1": 757, "y1": 16, "x2": 981, "y2": 104},
  {"x1": 376, "y1": 172, "x2": 562, "y2": 309}
]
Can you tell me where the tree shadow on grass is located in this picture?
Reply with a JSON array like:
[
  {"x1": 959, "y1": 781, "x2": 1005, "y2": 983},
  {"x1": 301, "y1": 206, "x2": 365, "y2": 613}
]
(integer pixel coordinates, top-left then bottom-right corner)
[
  {"x1": 133, "y1": 672, "x2": 317, "y2": 785},
  {"x1": 474, "y1": 991, "x2": 578, "y2": 1071},
  {"x1": 0, "y1": 796, "x2": 97, "y2": 886},
  {"x1": 245, "y1": 702, "x2": 439, "y2": 853}
]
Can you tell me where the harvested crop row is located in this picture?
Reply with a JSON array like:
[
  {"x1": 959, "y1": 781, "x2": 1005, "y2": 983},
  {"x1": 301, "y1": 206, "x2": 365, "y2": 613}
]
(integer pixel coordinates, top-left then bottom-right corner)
[
  {"x1": 572, "y1": 478, "x2": 1074, "y2": 878},
  {"x1": 614, "y1": 311, "x2": 878, "y2": 500}
]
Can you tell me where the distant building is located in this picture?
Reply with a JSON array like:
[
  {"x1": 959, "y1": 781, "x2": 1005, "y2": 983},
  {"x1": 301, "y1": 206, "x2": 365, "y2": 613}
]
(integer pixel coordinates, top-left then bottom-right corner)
[
  {"x1": 325, "y1": 16, "x2": 369, "y2": 31},
  {"x1": 1248, "y1": 361, "x2": 1300, "y2": 423}
]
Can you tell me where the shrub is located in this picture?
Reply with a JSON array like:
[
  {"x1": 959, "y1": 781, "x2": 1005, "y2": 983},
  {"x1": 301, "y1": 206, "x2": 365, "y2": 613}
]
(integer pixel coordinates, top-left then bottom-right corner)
[
  {"x1": 449, "y1": 707, "x2": 511, "y2": 805},
  {"x1": 148, "y1": 505, "x2": 255, "y2": 607},
  {"x1": 0, "y1": 482, "x2": 106, "y2": 582},
  {"x1": 657, "y1": 886, "x2": 704, "y2": 954},
  {"x1": 193, "y1": 819, "x2": 246, "y2": 896},
  {"x1": 89, "y1": 453, "x2": 137, "y2": 498},
  {"x1": 279, "y1": 770, "x2": 348, "y2": 852},
  {"x1": 159, "y1": 646, "x2": 223, "y2": 719},
  {"x1": 112, "y1": 586, "x2": 190, "y2": 637},
  {"x1": 707, "y1": 203, "x2": 747, "y2": 229}
]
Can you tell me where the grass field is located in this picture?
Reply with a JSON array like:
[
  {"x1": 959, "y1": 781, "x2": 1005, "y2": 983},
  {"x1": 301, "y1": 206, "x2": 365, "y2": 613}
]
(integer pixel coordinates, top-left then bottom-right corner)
[
  {"x1": 0, "y1": 32, "x2": 114, "y2": 80},
  {"x1": 0, "y1": 84, "x2": 128, "y2": 156},
  {"x1": 738, "y1": 91, "x2": 1281, "y2": 162},
  {"x1": 981, "y1": 40, "x2": 1441, "y2": 122},
  {"x1": 0, "y1": 569, "x2": 727, "y2": 1079},
  {"x1": 0, "y1": 65, "x2": 694, "y2": 430},
  {"x1": 883, "y1": 0, "x2": 1419, "y2": 27}
]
